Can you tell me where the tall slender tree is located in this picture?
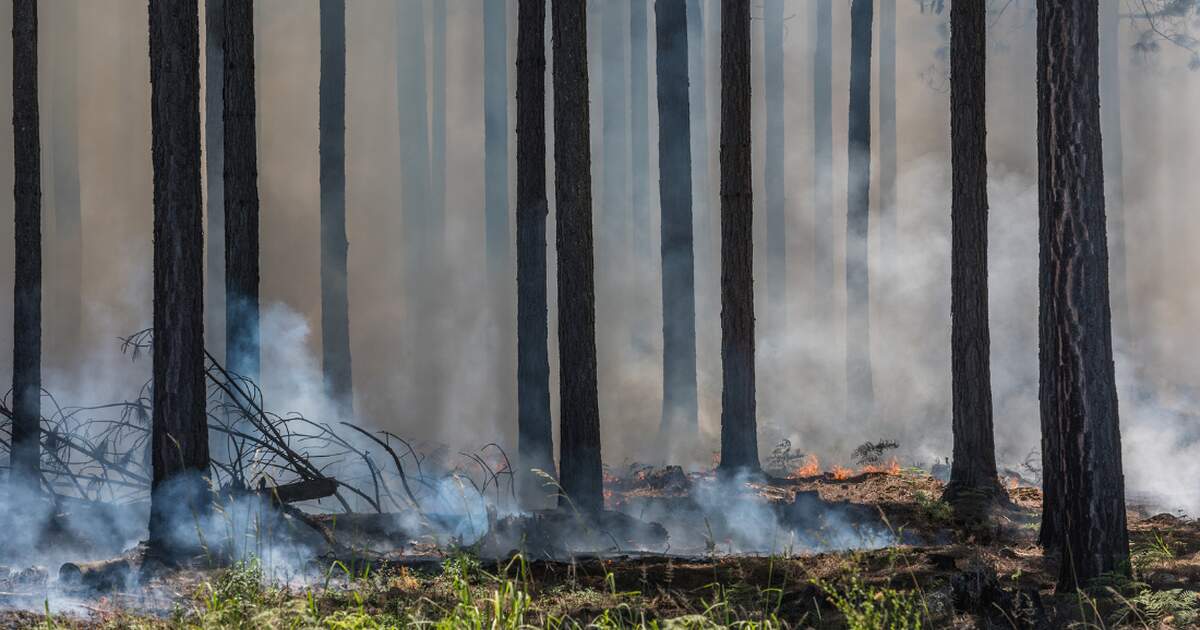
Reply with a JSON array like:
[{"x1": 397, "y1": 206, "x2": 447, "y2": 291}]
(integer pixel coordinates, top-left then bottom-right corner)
[
  {"x1": 944, "y1": 0, "x2": 1003, "y2": 510},
  {"x1": 320, "y1": 0, "x2": 353, "y2": 412},
  {"x1": 50, "y1": 0, "x2": 80, "y2": 365},
  {"x1": 846, "y1": 0, "x2": 874, "y2": 424},
  {"x1": 484, "y1": 0, "x2": 510, "y2": 266},
  {"x1": 601, "y1": 1, "x2": 629, "y2": 255},
  {"x1": 148, "y1": 0, "x2": 210, "y2": 553},
  {"x1": 515, "y1": 0, "x2": 555, "y2": 505},
  {"x1": 205, "y1": 0, "x2": 226, "y2": 365},
  {"x1": 686, "y1": 0, "x2": 712, "y2": 304},
  {"x1": 812, "y1": 0, "x2": 832, "y2": 325},
  {"x1": 763, "y1": 0, "x2": 785, "y2": 324},
  {"x1": 1036, "y1": 0, "x2": 1130, "y2": 591},
  {"x1": 11, "y1": 0, "x2": 42, "y2": 494},
  {"x1": 396, "y1": 0, "x2": 434, "y2": 280},
  {"x1": 224, "y1": 0, "x2": 260, "y2": 381},
  {"x1": 431, "y1": 0, "x2": 446, "y2": 229},
  {"x1": 631, "y1": 0, "x2": 650, "y2": 259},
  {"x1": 878, "y1": 0, "x2": 897, "y2": 267},
  {"x1": 1100, "y1": 0, "x2": 1129, "y2": 350},
  {"x1": 552, "y1": 0, "x2": 604, "y2": 513},
  {"x1": 656, "y1": 0, "x2": 699, "y2": 438},
  {"x1": 717, "y1": 0, "x2": 758, "y2": 474}
]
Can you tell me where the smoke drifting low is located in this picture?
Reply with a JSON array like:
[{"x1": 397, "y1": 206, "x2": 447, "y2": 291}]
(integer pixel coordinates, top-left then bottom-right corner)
[{"x1": 2, "y1": 0, "x2": 1200, "y2": 528}]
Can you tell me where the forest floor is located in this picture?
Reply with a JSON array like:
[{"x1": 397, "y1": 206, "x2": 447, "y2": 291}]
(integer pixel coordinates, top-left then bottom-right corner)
[{"x1": 3, "y1": 467, "x2": 1200, "y2": 628}]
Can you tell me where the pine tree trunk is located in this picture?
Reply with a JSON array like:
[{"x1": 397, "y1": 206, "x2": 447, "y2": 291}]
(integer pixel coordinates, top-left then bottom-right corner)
[
  {"x1": 516, "y1": 0, "x2": 555, "y2": 505},
  {"x1": 50, "y1": 0, "x2": 80, "y2": 366},
  {"x1": 1100, "y1": 0, "x2": 1128, "y2": 350},
  {"x1": 656, "y1": 0, "x2": 699, "y2": 438},
  {"x1": 630, "y1": 0, "x2": 650, "y2": 259},
  {"x1": 846, "y1": 0, "x2": 874, "y2": 425},
  {"x1": 11, "y1": 0, "x2": 42, "y2": 493},
  {"x1": 396, "y1": 0, "x2": 433, "y2": 285},
  {"x1": 601, "y1": 1, "x2": 629, "y2": 256},
  {"x1": 686, "y1": 0, "x2": 712, "y2": 314},
  {"x1": 223, "y1": 0, "x2": 260, "y2": 381},
  {"x1": 812, "y1": 0, "x2": 832, "y2": 326},
  {"x1": 1036, "y1": 0, "x2": 1130, "y2": 591},
  {"x1": 148, "y1": 0, "x2": 210, "y2": 553},
  {"x1": 484, "y1": 0, "x2": 509, "y2": 266},
  {"x1": 205, "y1": 0, "x2": 226, "y2": 366},
  {"x1": 945, "y1": 0, "x2": 1002, "y2": 509},
  {"x1": 878, "y1": 0, "x2": 896, "y2": 270},
  {"x1": 552, "y1": 0, "x2": 604, "y2": 513},
  {"x1": 717, "y1": 0, "x2": 758, "y2": 474},
  {"x1": 763, "y1": 0, "x2": 785, "y2": 325},
  {"x1": 431, "y1": 0, "x2": 446, "y2": 229},
  {"x1": 319, "y1": 0, "x2": 353, "y2": 412}
]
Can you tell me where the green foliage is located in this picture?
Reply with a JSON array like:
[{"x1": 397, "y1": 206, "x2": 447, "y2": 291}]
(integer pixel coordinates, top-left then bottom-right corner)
[
  {"x1": 1131, "y1": 530, "x2": 1179, "y2": 570},
  {"x1": 816, "y1": 576, "x2": 924, "y2": 630},
  {"x1": 912, "y1": 491, "x2": 953, "y2": 527}
]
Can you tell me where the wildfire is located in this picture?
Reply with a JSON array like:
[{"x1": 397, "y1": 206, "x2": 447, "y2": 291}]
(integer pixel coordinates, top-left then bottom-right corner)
[
  {"x1": 860, "y1": 457, "x2": 901, "y2": 476},
  {"x1": 790, "y1": 455, "x2": 821, "y2": 478},
  {"x1": 831, "y1": 465, "x2": 854, "y2": 480}
]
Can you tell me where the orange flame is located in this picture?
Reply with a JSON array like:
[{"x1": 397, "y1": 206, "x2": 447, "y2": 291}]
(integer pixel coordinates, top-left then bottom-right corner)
[
  {"x1": 831, "y1": 465, "x2": 854, "y2": 480},
  {"x1": 791, "y1": 455, "x2": 821, "y2": 478},
  {"x1": 861, "y1": 457, "x2": 901, "y2": 476}
]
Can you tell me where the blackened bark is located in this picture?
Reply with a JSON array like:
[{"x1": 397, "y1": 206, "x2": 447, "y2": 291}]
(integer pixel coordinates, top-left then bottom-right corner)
[
  {"x1": 396, "y1": 0, "x2": 433, "y2": 279},
  {"x1": 148, "y1": 0, "x2": 210, "y2": 552},
  {"x1": 319, "y1": 0, "x2": 353, "y2": 412},
  {"x1": 484, "y1": 0, "x2": 508, "y2": 266},
  {"x1": 945, "y1": 0, "x2": 1003, "y2": 509},
  {"x1": 687, "y1": 0, "x2": 712, "y2": 302},
  {"x1": 516, "y1": 0, "x2": 555, "y2": 504},
  {"x1": 631, "y1": 0, "x2": 650, "y2": 259},
  {"x1": 601, "y1": 0, "x2": 628, "y2": 253},
  {"x1": 223, "y1": 0, "x2": 260, "y2": 381},
  {"x1": 50, "y1": 0, "x2": 80, "y2": 364},
  {"x1": 656, "y1": 0, "x2": 698, "y2": 437},
  {"x1": 846, "y1": 0, "x2": 873, "y2": 425},
  {"x1": 763, "y1": 0, "x2": 785, "y2": 321},
  {"x1": 878, "y1": 0, "x2": 896, "y2": 267},
  {"x1": 552, "y1": 0, "x2": 604, "y2": 513},
  {"x1": 717, "y1": 0, "x2": 758, "y2": 474},
  {"x1": 1100, "y1": 0, "x2": 1129, "y2": 350},
  {"x1": 205, "y1": 0, "x2": 226, "y2": 365},
  {"x1": 812, "y1": 0, "x2": 832, "y2": 325},
  {"x1": 11, "y1": 0, "x2": 41, "y2": 492},
  {"x1": 1036, "y1": 0, "x2": 1130, "y2": 591}
]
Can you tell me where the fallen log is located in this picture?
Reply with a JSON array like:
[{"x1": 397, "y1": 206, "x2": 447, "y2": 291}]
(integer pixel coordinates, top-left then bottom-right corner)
[
  {"x1": 58, "y1": 559, "x2": 132, "y2": 592},
  {"x1": 258, "y1": 477, "x2": 339, "y2": 504}
]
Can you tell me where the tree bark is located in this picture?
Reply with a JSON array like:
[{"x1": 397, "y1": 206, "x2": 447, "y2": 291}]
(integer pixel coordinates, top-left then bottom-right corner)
[
  {"x1": 717, "y1": 0, "x2": 758, "y2": 474},
  {"x1": 1036, "y1": 0, "x2": 1130, "y2": 591},
  {"x1": 516, "y1": 0, "x2": 555, "y2": 505},
  {"x1": 552, "y1": 0, "x2": 604, "y2": 513},
  {"x1": 631, "y1": 0, "x2": 650, "y2": 259},
  {"x1": 205, "y1": 0, "x2": 226, "y2": 366},
  {"x1": 763, "y1": 0, "x2": 785, "y2": 325},
  {"x1": 687, "y1": 0, "x2": 712, "y2": 314},
  {"x1": 484, "y1": 0, "x2": 509, "y2": 266},
  {"x1": 319, "y1": 0, "x2": 353, "y2": 412},
  {"x1": 431, "y1": 0, "x2": 446, "y2": 231},
  {"x1": 656, "y1": 0, "x2": 699, "y2": 438},
  {"x1": 11, "y1": 0, "x2": 42, "y2": 494},
  {"x1": 878, "y1": 0, "x2": 896, "y2": 270},
  {"x1": 396, "y1": 0, "x2": 434, "y2": 286},
  {"x1": 601, "y1": 0, "x2": 629, "y2": 255},
  {"x1": 812, "y1": 0, "x2": 832, "y2": 326},
  {"x1": 944, "y1": 0, "x2": 1002, "y2": 509},
  {"x1": 223, "y1": 0, "x2": 260, "y2": 381},
  {"x1": 846, "y1": 0, "x2": 874, "y2": 425},
  {"x1": 50, "y1": 0, "x2": 80, "y2": 366},
  {"x1": 148, "y1": 0, "x2": 210, "y2": 553}
]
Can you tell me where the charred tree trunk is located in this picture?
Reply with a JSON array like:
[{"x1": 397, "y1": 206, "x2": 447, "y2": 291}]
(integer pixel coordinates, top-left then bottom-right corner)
[
  {"x1": 205, "y1": 0, "x2": 226, "y2": 365},
  {"x1": 1036, "y1": 0, "x2": 1130, "y2": 591},
  {"x1": 50, "y1": 0, "x2": 80, "y2": 366},
  {"x1": 717, "y1": 0, "x2": 758, "y2": 474},
  {"x1": 552, "y1": 0, "x2": 604, "y2": 513},
  {"x1": 812, "y1": 0, "x2": 832, "y2": 325},
  {"x1": 516, "y1": 0, "x2": 555, "y2": 505},
  {"x1": 944, "y1": 0, "x2": 1003, "y2": 510},
  {"x1": 431, "y1": 0, "x2": 446, "y2": 229},
  {"x1": 11, "y1": 0, "x2": 42, "y2": 493},
  {"x1": 601, "y1": 0, "x2": 629, "y2": 256},
  {"x1": 1100, "y1": 0, "x2": 1129, "y2": 351},
  {"x1": 687, "y1": 0, "x2": 712, "y2": 314},
  {"x1": 484, "y1": 0, "x2": 508, "y2": 267},
  {"x1": 223, "y1": 0, "x2": 260, "y2": 381},
  {"x1": 878, "y1": 0, "x2": 896, "y2": 269},
  {"x1": 763, "y1": 0, "x2": 785, "y2": 324},
  {"x1": 319, "y1": 0, "x2": 353, "y2": 412},
  {"x1": 656, "y1": 0, "x2": 699, "y2": 438},
  {"x1": 396, "y1": 0, "x2": 433, "y2": 290},
  {"x1": 846, "y1": 0, "x2": 874, "y2": 425},
  {"x1": 148, "y1": 0, "x2": 210, "y2": 554},
  {"x1": 631, "y1": 0, "x2": 650, "y2": 259}
]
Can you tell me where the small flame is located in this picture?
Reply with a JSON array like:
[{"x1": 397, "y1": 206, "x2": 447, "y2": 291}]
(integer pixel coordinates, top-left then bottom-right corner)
[
  {"x1": 860, "y1": 457, "x2": 901, "y2": 476},
  {"x1": 791, "y1": 455, "x2": 821, "y2": 478},
  {"x1": 1007, "y1": 476, "x2": 1020, "y2": 490},
  {"x1": 831, "y1": 465, "x2": 854, "y2": 480}
]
